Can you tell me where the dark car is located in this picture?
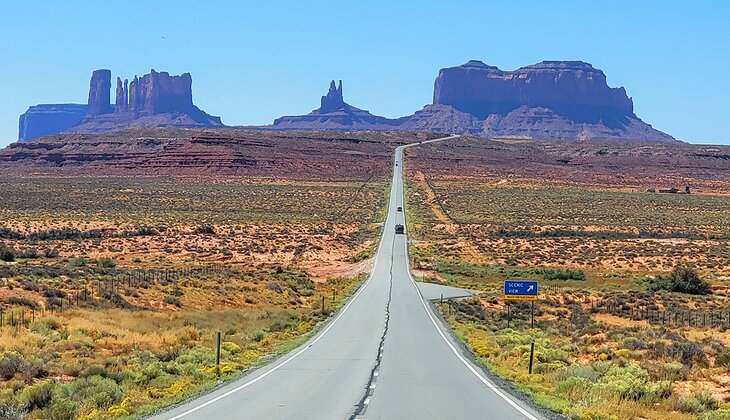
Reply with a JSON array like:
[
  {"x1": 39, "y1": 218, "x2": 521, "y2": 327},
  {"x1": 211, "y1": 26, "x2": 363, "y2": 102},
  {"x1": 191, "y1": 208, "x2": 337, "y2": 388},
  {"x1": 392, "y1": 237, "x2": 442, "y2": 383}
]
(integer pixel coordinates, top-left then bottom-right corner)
[
  {"x1": 397, "y1": 206, "x2": 403, "y2": 212},
  {"x1": 395, "y1": 224, "x2": 405, "y2": 234}
]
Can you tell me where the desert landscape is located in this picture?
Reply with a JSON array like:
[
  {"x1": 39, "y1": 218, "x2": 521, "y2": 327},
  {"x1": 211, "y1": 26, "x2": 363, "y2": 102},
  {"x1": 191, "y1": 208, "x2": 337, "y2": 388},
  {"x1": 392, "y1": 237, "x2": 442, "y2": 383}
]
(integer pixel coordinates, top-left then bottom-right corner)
[
  {"x1": 404, "y1": 137, "x2": 730, "y2": 419},
  {"x1": 1, "y1": 5, "x2": 727, "y2": 417},
  {"x1": 0, "y1": 129, "x2": 444, "y2": 419}
]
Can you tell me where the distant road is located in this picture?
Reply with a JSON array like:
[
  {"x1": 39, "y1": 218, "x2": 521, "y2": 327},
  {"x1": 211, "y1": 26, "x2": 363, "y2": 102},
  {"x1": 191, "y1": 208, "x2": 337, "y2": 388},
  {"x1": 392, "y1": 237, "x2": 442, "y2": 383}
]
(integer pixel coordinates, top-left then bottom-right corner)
[{"x1": 151, "y1": 134, "x2": 543, "y2": 419}]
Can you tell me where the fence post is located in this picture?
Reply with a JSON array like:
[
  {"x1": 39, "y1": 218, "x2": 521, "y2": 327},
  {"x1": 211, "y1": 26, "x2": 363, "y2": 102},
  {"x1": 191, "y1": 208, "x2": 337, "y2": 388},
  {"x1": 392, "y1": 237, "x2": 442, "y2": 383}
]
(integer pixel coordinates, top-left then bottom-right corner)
[
  {"x1": 531, "y1": 300, "x2": 535, "y2": 329},
  {"x1": 216, "y1": 331, "x2": 222, "y2": 375},
  {"x1": 528, "y1": 340, "x2": 535, "y2": 374},
  {"x1": 507, "y1": 303, "x2": 511, "y2": 329}
]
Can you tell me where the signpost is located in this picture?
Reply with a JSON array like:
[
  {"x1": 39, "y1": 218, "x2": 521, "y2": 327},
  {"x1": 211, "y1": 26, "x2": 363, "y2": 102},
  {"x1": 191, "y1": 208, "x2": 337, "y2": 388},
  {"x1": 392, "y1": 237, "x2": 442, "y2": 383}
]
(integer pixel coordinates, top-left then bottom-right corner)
[
  {"x1": 504, "y1": 279, "x2": 539, "y2": 330},
  {"x1": 504, "y1": 280, "x2": 539, "y2": 301},
  {"x1": 504, "y1": 279, "x2": 540, "y2": 374}
]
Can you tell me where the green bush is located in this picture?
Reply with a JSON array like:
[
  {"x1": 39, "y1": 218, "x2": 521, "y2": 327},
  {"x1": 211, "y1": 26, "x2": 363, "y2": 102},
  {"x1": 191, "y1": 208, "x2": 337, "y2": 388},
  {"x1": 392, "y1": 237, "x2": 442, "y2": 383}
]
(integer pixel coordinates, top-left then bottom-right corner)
[
  {"x1": 536, "y1": 267, "x2": 586, "y2": 281},
  {"x1": 649, "y1": 267, "x2": 711, "y2": 295},
  {"x1": 20, "y1": 380, "x2": 55, "y2": 411},
  {"x1": 0, "y1": 246, "x2": 15, "y2": 262},
  {"x1": 221, "y1": 341, "x2": 241, "y2": 355},
  {"x1": 58, "y1": 375, "x2": 124, "y2": 409},
  {"x1": 195, "y1": 225, "x2": 216, "y2": 235},
  {"x1": 0, "y1": 353, "x2": 25, "y2": 380},
  {"x1": 660, "y1": 361, "x2": 686, "y2": 380},
  {"x1": 593, "y1": 363, "x2": 653, "y2": 401},
  {"x1": 673, "y1": 390, "x2": 719, "y2": 413},
  {"x1": 38, "y1": 397, "x2": 77, "y2": 420},
  {"x1": 163, "y1": 296, "x2": 183, "y2": 307},
  {"x1": 716, "y1": 352, "x2": 730, "y2": 369},
  {"x1": 96, "y1": 257, "x2": 116, "y2": 268}
]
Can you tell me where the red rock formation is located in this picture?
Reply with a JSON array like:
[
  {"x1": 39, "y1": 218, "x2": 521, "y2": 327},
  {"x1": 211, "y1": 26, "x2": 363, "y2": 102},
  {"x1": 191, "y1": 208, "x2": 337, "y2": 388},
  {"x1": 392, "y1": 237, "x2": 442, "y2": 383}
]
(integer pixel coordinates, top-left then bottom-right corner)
[
  {"x1": 74, "y1": 69, "x2": 223, "y2": 133},
  {"x1": 273, "y1": 80, "x2": 402, "y2": 130},
  {"x1": 320, "y1": 80, "x2": 344, "y2": 113},
  {"x1": 87, "y1": 69, "x2": 112, "y2": 116},
  {"x1": 433, "y1": 60, "x2": 634, "y2": 122}
]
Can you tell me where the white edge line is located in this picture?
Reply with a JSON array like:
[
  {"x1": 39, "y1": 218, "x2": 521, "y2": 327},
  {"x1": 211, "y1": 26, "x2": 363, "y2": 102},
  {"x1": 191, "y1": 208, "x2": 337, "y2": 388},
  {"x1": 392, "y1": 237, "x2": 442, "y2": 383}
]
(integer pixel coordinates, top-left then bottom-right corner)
[
  {"x1": 166, "y1": 151, "x2": 403, "y2": 420},
  {"x1": 168, "y1": 135, "x2": 457, "y2": 419},
  {"x1": 398, "y1": 138, "x2": 541, "y2": 420}
]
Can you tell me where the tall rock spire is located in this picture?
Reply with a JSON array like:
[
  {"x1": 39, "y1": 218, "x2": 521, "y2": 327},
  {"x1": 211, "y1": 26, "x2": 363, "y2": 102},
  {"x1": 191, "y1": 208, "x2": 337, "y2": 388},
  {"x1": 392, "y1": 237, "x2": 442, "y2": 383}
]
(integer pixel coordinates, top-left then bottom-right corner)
[
  {"x1": 87, "y1": 69, "x2": 112, "y2": 115},
  {"x1": 115, "y1": 77, "x2": 126, "y2": 112},
  {"x1": 320, "y1": 79, "x2": 345, "y2": 113}
]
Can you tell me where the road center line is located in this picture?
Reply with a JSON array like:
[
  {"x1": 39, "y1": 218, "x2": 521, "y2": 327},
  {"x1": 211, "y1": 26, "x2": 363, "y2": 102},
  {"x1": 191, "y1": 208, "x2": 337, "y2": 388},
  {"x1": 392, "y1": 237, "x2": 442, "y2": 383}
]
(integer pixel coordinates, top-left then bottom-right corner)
[{"x1": 398, "y1": 138, "x2": 541, "y2": 420}]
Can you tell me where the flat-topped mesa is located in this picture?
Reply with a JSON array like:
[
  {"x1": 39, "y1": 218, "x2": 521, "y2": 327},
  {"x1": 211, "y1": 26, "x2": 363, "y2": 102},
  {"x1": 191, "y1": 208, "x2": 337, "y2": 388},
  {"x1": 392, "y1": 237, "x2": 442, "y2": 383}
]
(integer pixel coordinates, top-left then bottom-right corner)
[
  {"x1": 319, "y1": 80, "x2": 345, "y2": 113},
  {"x1": 433, "y1": 60, "x2": 634, "y2": 123},
  {"x1": 87, "y1": 69, "x2": 113, "y2": 116}
]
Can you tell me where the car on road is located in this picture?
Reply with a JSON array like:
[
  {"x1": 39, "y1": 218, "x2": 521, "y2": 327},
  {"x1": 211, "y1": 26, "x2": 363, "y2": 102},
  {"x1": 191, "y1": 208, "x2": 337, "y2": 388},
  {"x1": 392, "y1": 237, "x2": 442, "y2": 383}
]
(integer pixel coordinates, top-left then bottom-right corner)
[
  {"x1": 395, "y1": 224, "x2": 405, "y2": 234},
  {"x1": 397, "y1": 206, "x2": 403, "y2": 212}
]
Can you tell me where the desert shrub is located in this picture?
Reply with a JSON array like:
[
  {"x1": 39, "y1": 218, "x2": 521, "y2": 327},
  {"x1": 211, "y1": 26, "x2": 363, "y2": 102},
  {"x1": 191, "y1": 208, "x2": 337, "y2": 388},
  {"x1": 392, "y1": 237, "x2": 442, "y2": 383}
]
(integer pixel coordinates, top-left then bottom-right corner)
[
  {"x1": 0, "y1": 246, "x2": 15, "y2": 262},
  {"x1": 555, "y1": 376, "x2": 589, "y2": 399},
  {"x1": 30, "y1": 317, "x2": 62, "y2": 333},
  {"x1": 649, "y1": 267, "x2": 711, "y2": 295},
  {"x1": 699, "y1": 409, "x2": 730, "y2": 420},
  {"x1": 81, "y1": 364, "x2": 108, "y2": 378},
  {"x1": 133, "y1": 226, "x2": 158, "y2": 236},
  {"x1": 672, "y1": 341, "x2": 709, "y2": 367},
  {"x1": 267, "y1": 283, "x2": 283, "y2": 293},
  {"x1": 163, "y1": 296, "x2": 182, "y2": 307},
  {"x1": 649, "y1": 380, "x2": 675, "y2": 400},
  {"x1": 221, "y1": 342, "x2": 241, "y2": 355},
  {"x1": 570, "y1": 305, "x2": 591, "y2": 329},
  {"x1": 43, "y1": 248, "x2": 60, "y2": 258},
  {"x1": 38, "y1": 397, "x2": 77, "y2": 420},
  {"x1": 195, "y1": 225, "x2": 216, "y2": 235},
  {"x1": 96, "y1": 257, "x2": 116, "y2": 268},
  {"x1": 0, "y1": 402, "x2": 25, "y2": 420},
  {"x1": 557, "y1": 365, "x2": 600, "y2": 382},
  {"x1": 716, "y1": 352, "x2": 730, "y2": 369},
  {"x1": 0, "y1": 353, "x2": 25, "y2": 380},
  {"x1": 14, "y1": 248, "x2": 39, "y2": 259},
  {"x1": 68, "y1": 258, "x2": 87, "y2": 267},
  {"x1": 5, "y1": 296, "x2": 39, "y2": 310},
  {"x1": 536, "y1": 267, "x2": 586, "y2": 281},
  {"x1": 43, "y1": 288, "x2": 66, "y2": 298},
  {"x1": 660, "y1": 361, "x2": 686, "y2": 380},
  {"x1": 621, "y1": 337, "x2": 646, "y2": 350},
  {"x1": 593, "y1": 363, "x2": 653, "y2": 401},
  {"x1": 20, "y1": 380, "x2": 55, "y2": 410},
  {"x1": 59, "y1": 375, "x2": 124, "y2": 409},
  {"x1": 673, "y1": 390, "x2": 719, "y2": 413},
  {"x1": 251, "y1": 330, "x2": 265, "y2": 342}
]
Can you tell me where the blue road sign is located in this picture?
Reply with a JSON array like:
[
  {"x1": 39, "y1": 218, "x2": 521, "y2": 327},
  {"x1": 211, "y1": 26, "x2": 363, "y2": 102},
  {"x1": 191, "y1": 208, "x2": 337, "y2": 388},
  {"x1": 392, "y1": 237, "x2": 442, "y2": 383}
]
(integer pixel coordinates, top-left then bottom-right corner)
[{"x1": 504, "y1": 280, "x2": 539, "y2": 301}]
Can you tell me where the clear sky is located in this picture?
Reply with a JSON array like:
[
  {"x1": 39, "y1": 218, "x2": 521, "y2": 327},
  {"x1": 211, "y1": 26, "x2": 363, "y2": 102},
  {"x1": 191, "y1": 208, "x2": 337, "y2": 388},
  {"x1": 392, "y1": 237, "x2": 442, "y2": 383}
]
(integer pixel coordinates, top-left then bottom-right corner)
[{"x1": 1, "y1": 0, "x2": 728, "y2": 147}]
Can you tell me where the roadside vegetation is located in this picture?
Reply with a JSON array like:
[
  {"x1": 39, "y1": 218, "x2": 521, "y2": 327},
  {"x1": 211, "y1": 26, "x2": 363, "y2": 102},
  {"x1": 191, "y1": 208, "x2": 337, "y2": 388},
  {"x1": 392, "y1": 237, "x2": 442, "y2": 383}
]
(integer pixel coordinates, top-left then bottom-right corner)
[
  {"x1": 0, "y1": 176, "x2": 385, "y2": 419},
  {"x1": 404, "y1": 157, "x2": 730, "y2": 419}
]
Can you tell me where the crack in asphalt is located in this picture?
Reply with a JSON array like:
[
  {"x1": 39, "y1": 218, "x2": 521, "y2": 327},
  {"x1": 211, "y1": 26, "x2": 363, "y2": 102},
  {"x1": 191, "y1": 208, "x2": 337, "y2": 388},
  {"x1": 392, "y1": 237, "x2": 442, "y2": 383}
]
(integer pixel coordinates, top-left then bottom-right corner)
[{"x1": 349, "y1": 236, "x2": 394, "y2": 420}]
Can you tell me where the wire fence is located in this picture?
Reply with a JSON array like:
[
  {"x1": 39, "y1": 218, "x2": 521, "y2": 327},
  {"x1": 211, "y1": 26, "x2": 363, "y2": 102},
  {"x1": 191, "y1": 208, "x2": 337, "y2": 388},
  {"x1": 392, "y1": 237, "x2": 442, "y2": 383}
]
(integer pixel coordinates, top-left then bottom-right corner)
[{"x1": 0, "y1": 263, "x2": 236, "y2": 330}]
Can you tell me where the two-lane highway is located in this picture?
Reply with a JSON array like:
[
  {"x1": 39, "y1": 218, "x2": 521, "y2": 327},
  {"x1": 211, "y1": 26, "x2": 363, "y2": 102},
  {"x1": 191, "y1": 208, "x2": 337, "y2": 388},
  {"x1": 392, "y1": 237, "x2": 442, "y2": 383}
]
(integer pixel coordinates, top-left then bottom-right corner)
[{"x1": 152, "y1": 135, "x2": 543, "y2": 419}]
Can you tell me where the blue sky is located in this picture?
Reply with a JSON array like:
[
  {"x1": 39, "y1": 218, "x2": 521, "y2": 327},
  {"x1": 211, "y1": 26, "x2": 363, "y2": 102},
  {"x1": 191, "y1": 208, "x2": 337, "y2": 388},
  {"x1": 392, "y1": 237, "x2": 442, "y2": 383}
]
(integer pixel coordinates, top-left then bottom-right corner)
[{"x1": 1, "y1": 0, "x2": 728, "y2": 146}]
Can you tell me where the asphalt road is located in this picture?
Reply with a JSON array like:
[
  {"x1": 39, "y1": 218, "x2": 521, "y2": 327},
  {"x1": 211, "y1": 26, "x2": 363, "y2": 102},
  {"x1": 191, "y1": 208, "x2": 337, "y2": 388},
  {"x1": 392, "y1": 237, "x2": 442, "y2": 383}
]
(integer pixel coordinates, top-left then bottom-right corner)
[{"x1": 151, "y1": 135, "x2": 543, "y2": 420}]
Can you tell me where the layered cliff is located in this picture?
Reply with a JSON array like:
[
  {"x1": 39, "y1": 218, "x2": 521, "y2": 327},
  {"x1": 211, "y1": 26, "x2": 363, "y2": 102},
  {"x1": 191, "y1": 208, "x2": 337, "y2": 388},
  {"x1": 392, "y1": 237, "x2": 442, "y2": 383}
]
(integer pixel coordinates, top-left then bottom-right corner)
[
  {"x1": 73, "y1": 69, "x2": 223, "y2": 133},
  {"x1": 404, "y1": 60, "x2": 676, "y2": 142},
  {"x1": 18, "y1": 69, "x2": 224, "y2": 140},
  {"x1": 18, "y1": 104, "x2": 88, "y2": 141}
]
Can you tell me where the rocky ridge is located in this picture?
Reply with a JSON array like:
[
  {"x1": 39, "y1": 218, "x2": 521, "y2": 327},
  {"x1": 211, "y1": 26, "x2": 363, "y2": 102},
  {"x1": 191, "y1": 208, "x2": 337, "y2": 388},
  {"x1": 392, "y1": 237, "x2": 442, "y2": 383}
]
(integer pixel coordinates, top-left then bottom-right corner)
[{"x1": 18, "y1": 69, "x2": 223, "y2": 140}]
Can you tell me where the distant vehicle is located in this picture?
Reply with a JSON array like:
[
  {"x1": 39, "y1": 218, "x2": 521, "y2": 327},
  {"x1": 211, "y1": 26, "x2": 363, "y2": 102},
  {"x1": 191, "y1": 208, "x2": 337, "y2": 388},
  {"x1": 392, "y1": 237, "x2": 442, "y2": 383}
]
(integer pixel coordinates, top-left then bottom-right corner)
[
  {"x1": 397, "y1": 206, "x2": 403, "y2": 212},
  {"x1": 395, "y1": 224, "x2": 405, "y2": 234}
]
